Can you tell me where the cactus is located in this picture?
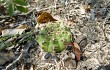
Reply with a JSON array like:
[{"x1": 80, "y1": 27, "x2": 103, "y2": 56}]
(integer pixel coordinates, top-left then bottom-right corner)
[{"x1": 36, "y1": 21, "x2": 72, "y2": 53}]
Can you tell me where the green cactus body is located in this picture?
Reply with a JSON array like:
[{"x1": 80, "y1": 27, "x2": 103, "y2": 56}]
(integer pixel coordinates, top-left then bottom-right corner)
[{"x1": 37, "y1": 21, "x2": 72, "y2": 53}]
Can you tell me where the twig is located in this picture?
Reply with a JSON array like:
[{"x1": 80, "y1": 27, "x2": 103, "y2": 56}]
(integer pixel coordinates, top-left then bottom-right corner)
[
  {"x1": 85, "y1": 47, "x2": 99, "y2": 60},
  {"x1": 0, "y1": 5, "x2": 63, "y2": 19},
  {"x1": 6, "y1": 53, "x2": 23, "y2": 70}
]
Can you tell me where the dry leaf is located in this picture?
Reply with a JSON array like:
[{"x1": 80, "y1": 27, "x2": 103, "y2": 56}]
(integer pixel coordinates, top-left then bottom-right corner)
[
  {"x1": 78, "y1": 38, "x2": 87, "y2": 52},
  {"x1": 2, "y1": 29, "x2": 25, "y2": 36},
  {"x1": 0, "y1": 24, "x2": 9, "y2": 34},
  {"x1": 37, "y1": 12, "x2": 57, "y2": 23},
  {"x1": 0, "y1": 27, "x2": 5, "y2": 35},
  {"x1": 2, "y1": 24, "x2": 28, "y2": 36},
  {"x1": 16, "y1": 24, "x2": 28, "y2": 29},
  {"x1": 0, "y1": 51, "x2": 15, "y2": 65},
  {"x1": 80, "y1": 5, "x2": 91, "y2": 14},
  {"x1": 72, "y1": 42, "x2": 81, "y2": 61},
  {"x1": 83, "y1": 5, "x2": 91, "y2": 13},
  {"x1": 37, "y1": 11, "x2": 43, "y2": 16}
]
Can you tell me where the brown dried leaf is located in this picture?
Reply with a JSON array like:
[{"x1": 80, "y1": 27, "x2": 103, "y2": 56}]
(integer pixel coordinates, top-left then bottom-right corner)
[
  {"x1": 83, "y1": 5, "x2": 91, "y2": 13},
  {"x1": 0, "y1": 24, "x2": 9, "y2": 35},
  {"x1": 16, "y1": 24, "x2": 28, "y2": 29},
  {"x1": 72, "y1": 42, "x2": 81, "y2": 61},
  {"x1": 0, "y1": 6, "x2": 6, "y2": 15},
  {"x1": 37, "y1": 12, "x2": 57, "y2": 23}
]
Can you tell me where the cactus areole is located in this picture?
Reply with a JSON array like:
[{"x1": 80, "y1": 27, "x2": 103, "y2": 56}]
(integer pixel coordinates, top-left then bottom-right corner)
[{"x1": 36, "y1": 21, "x2": 72, "y2": 53}]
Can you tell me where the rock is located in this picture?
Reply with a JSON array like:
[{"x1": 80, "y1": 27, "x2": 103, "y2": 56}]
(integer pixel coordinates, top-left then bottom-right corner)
[
  {"x1": 97, "y1": 65, "x2": 106, "y2": 70},
  {"x1": 52, "y1": 56, "x2": 60, "y2": 61},
  {"x1": 44, "y1": 52, "x2": 52, "y2": 59},
  {"x1": 70, "y1": 52, "x2": 75, "y2": 59}
]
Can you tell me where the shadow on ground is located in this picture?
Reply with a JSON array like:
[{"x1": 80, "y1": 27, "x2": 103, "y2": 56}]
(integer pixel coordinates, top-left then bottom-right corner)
[{"x1": 97, "y1": 64, "x2": 110, "y2": 70}]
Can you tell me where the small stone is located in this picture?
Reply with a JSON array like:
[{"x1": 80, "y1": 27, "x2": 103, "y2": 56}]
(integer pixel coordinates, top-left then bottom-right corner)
[
  {"x1": 44, "y1": 52, "x2": 52, "y2": 59},
  {"x1": 97, "y1": 65, "x2": 106, "y2": 70},
  {"x1": 80, "y1": 56, "x2": 87, "y2": 61},
  {"x1": 70, "y1": 52, "x2": 75, "y2": 59},
  {"x1": 52, "y1": 56, "x2": 60, "y2": 61}
]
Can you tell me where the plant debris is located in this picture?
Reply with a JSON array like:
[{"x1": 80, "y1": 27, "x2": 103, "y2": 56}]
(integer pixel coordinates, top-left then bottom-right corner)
[
  {"x1": 0, "y1": 0, "x2": 110, "y2": 70},
  {"x1": 37, "y1": 12, "x2": 57, "y2": 23}
]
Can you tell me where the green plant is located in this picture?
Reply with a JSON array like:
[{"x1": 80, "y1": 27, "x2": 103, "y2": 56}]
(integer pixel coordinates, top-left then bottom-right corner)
[
  {"x1": 36, "y1": 22, "x2": 72, "y2": 53},
  {"x1": 0, "y1": 0, "x2": 28, "y2": 16},
  {"x1": 0, "y1": 30, "x2": 36, "y2": 51}
]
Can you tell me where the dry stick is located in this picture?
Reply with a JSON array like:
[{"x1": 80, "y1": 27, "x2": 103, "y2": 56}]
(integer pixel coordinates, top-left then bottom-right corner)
[
  {"x1": 23, "y1": 5, "x2": 62, "y2": 15},
  {"x1": 6, "y1": 53, "x2": 23, "y2": 70},
  {"x1": 102, "y1": 17, "x2": 109, "y2": 42},
  {"x1": 85, "y1": 47, "x2": 99, "y2": 60},
  {"x1": 0, "y1": 5, "x2": 63, "y2": 19},
  {"x1": 6, "y1": 33, "x2": 36, "y2": 69}
]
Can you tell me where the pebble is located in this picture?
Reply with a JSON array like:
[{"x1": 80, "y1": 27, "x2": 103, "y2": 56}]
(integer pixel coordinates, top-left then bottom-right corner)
[
  {"x1": 70, "y1": 52, "x2": 75, "y2": 59},
  {"x1": 52, "y1": 56, "x2": 60, "y2": 61},
  {"x1": 44, "y1": 52, "x2": 52, "y2": 59},
  {"x1": 97, "y1": 65, "x2": 106, "y2": 70}
]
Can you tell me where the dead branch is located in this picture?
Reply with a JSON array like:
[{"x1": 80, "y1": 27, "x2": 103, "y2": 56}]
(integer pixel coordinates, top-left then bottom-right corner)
[{"x1": 6, "y1": 53, "x2": 23, "y2": 70}]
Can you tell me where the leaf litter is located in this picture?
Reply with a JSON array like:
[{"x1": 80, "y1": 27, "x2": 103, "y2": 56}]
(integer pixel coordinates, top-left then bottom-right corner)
[{"x1": 0, "y1": 0, "x2": 110, "y2": 70}]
